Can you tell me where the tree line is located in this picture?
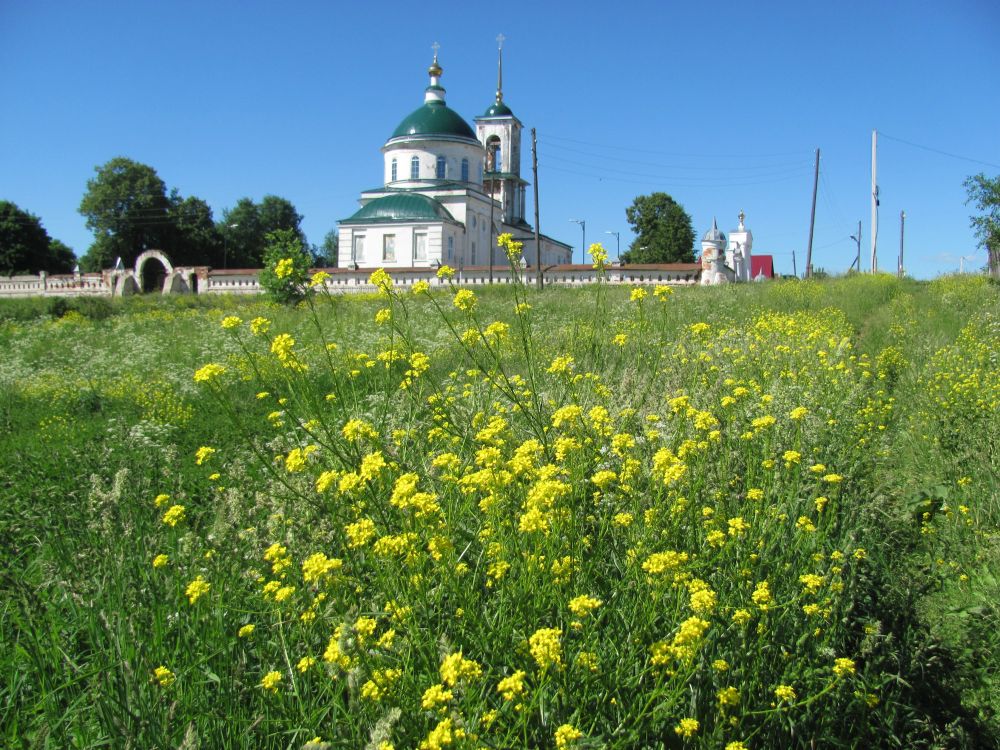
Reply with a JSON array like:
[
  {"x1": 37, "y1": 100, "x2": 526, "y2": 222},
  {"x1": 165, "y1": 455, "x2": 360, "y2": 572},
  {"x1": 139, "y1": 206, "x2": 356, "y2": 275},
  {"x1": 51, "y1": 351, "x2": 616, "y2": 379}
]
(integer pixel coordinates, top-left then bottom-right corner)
[{"x1": 1, "y1": 157, "x2": 339, "y2": 275}]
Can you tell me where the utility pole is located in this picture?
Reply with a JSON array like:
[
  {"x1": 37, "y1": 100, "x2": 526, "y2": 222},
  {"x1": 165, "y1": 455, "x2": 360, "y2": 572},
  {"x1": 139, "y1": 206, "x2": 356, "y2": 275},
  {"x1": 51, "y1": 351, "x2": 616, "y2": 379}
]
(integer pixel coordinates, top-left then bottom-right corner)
[
  {"x1": 898, "y1": 211, "x2": 905, "y2": 278},
  {"x1": 871, "y1": 129, "x2": 879, "y2": 273},
  {"x1": 531, "y1": 127, "x2": 542, "y2": 291},
  {"x1": 792, "y1": 248, "x2": 798, "y2": 278},
  {"x1": 805, "y1": 147, "x2": 820, "y2": 278},
  {"x1": 850, "y1": 220, "x2": 862, "y2": 271}
]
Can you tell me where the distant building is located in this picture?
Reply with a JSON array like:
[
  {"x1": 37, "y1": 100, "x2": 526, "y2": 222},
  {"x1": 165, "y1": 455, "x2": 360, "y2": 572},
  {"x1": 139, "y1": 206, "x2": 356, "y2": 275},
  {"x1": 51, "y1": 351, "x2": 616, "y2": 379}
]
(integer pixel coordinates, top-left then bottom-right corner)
[
  {"x1": 338, "y1": 47, "x2": 571, "y2": 269},
  {"x1": 700, "y1": 211, "x2": 756, "y2": 285}
]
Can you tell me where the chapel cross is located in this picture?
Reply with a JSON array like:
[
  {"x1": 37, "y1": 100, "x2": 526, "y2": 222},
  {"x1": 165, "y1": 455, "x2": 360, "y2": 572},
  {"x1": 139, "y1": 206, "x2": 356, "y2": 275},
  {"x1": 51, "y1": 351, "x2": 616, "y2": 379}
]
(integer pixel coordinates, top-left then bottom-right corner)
[
  {"x1": 431, "y1": 41, "x2": 440, "y2": 61},
  {"x1": 496, "y1": 33, "x2": 505, "y2": 50}
]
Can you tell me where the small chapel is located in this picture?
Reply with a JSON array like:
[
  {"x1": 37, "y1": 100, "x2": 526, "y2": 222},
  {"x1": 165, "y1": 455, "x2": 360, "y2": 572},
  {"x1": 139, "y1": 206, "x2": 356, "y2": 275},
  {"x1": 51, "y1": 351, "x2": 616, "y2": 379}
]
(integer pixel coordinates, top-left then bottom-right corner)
[
  {"x1": 337, "y1": 44, "x2": 571, "y2": 270},
  {"x1": 699, "y1": 211, "x2": 756, "y2": 285}
]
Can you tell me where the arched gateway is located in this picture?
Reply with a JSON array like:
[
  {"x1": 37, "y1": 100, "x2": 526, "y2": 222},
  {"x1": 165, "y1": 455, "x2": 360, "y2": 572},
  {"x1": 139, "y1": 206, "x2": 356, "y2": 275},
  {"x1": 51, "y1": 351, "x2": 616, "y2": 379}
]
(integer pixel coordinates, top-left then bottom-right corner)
[{"x1": 135, "y1": 250, "x2": 173, "y2": 293}]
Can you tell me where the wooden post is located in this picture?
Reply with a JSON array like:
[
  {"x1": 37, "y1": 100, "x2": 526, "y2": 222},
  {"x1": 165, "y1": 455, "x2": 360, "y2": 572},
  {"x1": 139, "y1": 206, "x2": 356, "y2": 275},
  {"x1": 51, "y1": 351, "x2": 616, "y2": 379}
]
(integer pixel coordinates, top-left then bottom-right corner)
[
  {"x1": 871, "y1": 129, "x2": 878, "y2": 272},
  {"x1": 532, "y1": 127, "x2": 542, "y2": 291},
  {"x1": 898, "y1": 210, "x2": 905, "y2": 278},
  {"x1": 805, "y1": 147, "x2": 819, "y2": 278}
]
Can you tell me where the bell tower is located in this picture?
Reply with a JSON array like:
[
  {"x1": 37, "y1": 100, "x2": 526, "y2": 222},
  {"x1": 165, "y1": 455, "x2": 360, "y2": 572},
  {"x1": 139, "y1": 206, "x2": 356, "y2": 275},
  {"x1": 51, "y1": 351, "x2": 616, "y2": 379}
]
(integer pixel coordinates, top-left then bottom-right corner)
[{"x1": 475, "y1": 35, "x2": 527, "y2": 226}]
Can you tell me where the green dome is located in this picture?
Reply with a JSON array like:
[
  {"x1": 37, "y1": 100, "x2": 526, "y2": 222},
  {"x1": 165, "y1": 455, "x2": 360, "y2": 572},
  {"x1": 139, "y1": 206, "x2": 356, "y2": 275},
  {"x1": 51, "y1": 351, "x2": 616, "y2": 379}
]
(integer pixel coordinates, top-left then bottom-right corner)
[
  {"x1": 482, "y1": 99, "x2": 514, "y2": 117},
  {"x1": 341, "y1": 193, "x2": 457, "y2": 225},
  {"x1": 390, "y1": 100, "x2": 477, "y2": 141}
]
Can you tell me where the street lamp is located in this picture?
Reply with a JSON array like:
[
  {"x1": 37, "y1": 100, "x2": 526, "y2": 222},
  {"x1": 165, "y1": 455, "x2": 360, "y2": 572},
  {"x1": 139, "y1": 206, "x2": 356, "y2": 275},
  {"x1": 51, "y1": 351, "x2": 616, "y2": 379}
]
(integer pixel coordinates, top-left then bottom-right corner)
[
  {"x1": 569, "y1": 219, "x2": 585, "y2": 264},
  {"x1": 605, "y1": 230, "x2": 620, "y2": 262},
  {"x1": 224, "y1": 223, "x2": 238, "y2": 269}
]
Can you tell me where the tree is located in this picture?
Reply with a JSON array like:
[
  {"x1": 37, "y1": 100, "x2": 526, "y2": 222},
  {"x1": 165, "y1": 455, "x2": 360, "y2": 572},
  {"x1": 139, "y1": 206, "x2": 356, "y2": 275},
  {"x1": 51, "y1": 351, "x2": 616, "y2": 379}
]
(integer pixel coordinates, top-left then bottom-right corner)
[
  {"x1": 220, "y1": 195, "x2": 305, "y2": 268},
  {"x1": 47, "y1": 239, "x2": 76, "y2": 274},
  {"x1": 168, "y1": 192, "x2": 222, "y2": 266},
  {"x1": 258, "y1": 228, "x2": 313, "y2": 304},
  {"x1": 78, "y1": 157, "x2": 172, "y2": 271},
  {"x1": 0, "y1": 200, "x2": 75, "y2": 275},
  {"x1": 313, "y1": 229, "x2": 339, "y2": 267},
  {"x1": 620, "y1": 192, "x2": 695, "y2": 264},
  {"x1": 964, "y1": 173, "x2": 1000, "y2": 277}
]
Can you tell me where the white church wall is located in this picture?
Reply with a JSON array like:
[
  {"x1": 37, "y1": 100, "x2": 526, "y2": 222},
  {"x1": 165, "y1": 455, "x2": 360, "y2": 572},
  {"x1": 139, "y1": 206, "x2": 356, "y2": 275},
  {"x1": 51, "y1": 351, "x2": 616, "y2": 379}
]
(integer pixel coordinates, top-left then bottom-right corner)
[{"x1": 336, "y1": 224, "x2": 448, "y2": 268}]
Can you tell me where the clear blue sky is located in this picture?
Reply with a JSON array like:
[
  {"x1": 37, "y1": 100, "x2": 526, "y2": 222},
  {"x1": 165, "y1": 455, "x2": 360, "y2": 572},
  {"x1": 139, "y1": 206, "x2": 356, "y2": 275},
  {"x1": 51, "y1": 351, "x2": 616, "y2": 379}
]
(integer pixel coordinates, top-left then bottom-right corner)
[{"x1": 3, "y1": 0, "x2": 998, "y2": 278}]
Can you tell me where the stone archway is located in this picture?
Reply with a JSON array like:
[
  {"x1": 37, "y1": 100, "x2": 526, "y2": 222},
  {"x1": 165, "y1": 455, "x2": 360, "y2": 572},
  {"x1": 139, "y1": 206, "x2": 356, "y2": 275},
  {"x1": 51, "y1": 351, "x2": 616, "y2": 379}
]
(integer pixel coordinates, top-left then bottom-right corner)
[{"x1": 134, "y1": 250, "x2": 173, "y2": 294}]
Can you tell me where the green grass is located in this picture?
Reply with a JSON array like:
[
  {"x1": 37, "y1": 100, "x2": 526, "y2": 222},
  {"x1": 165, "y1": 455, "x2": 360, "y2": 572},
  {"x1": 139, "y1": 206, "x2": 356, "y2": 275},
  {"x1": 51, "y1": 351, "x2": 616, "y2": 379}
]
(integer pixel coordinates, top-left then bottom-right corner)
[{"x1": 1, "y1": 275, "x2": 998, "y2": 749}]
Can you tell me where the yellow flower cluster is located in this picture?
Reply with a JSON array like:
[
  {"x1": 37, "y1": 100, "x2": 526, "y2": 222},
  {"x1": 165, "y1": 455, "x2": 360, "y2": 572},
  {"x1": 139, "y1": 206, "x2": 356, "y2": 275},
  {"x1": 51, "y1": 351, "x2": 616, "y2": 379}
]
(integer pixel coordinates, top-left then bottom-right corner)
[
  {"x1": 153, "y1": 666, "x2": 175, "y2": 688},
  {"x1": 528, "y1": 627, "x2": 562, "y2": 670},
  {"x1": 439, "y1": 651, "x2": 482, "y2": 686}
]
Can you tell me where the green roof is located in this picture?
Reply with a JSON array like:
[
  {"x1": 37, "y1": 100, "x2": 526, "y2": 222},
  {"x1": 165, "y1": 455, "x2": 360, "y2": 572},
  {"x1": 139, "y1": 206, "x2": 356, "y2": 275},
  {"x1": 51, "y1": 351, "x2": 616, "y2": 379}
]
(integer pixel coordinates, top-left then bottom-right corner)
[
  {"x1": 340, "y1": 193, "x2": 458, "y2": 225},
  {"x1": 390, "y1": 100, "x2": 478, "y2": 141},
  {"x1": 482, "y1": 100, "x2": 514, "y2": 117}
]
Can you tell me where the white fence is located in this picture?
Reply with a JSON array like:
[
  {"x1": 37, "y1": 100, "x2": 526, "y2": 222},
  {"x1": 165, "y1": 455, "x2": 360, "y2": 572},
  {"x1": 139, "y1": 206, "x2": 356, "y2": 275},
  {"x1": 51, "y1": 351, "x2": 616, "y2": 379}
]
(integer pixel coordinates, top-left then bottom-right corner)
[{"x1": 0, "y1": 262, "x2": 702, "y2": 300}]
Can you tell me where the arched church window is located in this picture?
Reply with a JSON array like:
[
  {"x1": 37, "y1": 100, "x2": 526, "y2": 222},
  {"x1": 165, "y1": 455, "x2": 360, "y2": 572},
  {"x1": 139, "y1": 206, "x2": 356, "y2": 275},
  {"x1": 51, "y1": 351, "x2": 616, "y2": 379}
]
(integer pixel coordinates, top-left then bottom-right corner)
[
  {"x1": 485, "y1": 136, "x2": 502, "y2": 173},
  {"x1": 461, "y1": 158, "x2": 469, "y2": 182},
  {"x1": 410, "y1": 156, "x2": 420, "y2": 180},
  {"x1": 391, "y1": 159, "x2": 397, "y2": 182},
  {"x1": 436, "y1": 156, "x2": 446, "y2": 179}
]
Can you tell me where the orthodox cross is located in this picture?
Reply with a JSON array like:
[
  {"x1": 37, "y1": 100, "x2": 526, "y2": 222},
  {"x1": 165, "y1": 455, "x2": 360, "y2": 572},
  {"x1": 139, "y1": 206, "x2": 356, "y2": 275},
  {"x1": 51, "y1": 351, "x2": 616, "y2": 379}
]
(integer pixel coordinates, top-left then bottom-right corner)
[{"x1": 431, "y1": 41, "x2": 440, "y2": 62}]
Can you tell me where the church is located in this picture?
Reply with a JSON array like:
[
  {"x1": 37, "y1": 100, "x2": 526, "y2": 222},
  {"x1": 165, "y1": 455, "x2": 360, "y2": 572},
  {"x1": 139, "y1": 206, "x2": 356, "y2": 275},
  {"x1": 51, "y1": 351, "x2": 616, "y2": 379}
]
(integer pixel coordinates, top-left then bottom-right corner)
[{"x1": 337, "y1": 45, "x2": 572, "y2": 270}]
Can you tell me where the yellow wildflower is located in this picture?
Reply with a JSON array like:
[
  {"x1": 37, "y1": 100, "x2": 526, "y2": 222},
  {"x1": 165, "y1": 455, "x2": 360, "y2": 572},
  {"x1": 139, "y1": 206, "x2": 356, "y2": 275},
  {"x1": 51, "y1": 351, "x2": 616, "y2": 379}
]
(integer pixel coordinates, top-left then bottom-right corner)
[
  {"x1": 162, "y1": 504, "x2": 186, "y2": 527},
  {"x1": 309, "y1": 271, "x2": 330, "y2": 287},
  {"x1": 260, "y1": 670, "x2": 282, "y2": 692},
  {"x1": 496, "y1": 670, "x2": 527, "y2": 700},
  {"x1": 568, "y1": 594, "x2": 602, "y2": 618},
  {"x1": 193, "y1": 363, "x2": 225, "y2": 382},
  {"x1": 452, "y1": 288, "x2": 477, "y2": 311},
  {"x1": 833, "y1": 657, "x2": 857, "y2": 677},
  {"x1": 674, "y1": 718, "x2": 699, "y2": 738},
  {"x1": 529, "y1": 627, "x2": 562, "y2": 670},
  {"x1": 185, "y1": 575, "x2": 210, "y2": 604},
  {"x1": 439, "y1": 651, "x2": 482, "y2": 686},
  {"x1": 717, "y1": 686, "x2": 740, "y2": 708},
  {"x1": 775, "y1": 684, "x2": 796, "y2": 702},
  {"x1": 152, "y1": 666, "x2": 175, "y2": 688},
  {"x1": 297, "y1": 656, "x2": 316, "y2": 673},
  {"x1": 554, "y1": 724, "x2": 583, "y2": 749},
  {"x1": 421, "y1": 683, "x2": 453, "y2": 710}
]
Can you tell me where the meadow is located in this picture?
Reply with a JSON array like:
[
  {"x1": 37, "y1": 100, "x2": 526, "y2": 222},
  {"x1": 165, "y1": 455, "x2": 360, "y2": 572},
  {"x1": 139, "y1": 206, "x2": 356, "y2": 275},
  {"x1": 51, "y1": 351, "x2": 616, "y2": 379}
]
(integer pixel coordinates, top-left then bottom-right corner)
[{"x1": 1, "y1": 266, "x2": 998, "y2": 749}]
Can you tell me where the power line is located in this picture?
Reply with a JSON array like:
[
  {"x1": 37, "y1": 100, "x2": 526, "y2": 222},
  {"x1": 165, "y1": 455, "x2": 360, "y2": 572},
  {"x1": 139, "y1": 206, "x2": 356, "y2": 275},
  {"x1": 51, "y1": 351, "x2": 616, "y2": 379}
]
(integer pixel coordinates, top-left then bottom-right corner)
[
  {"x1": 538, "y1": 161, "x2": 812, "y2": 189},
  {"x1": 537, "y1": 131, "x2": 813, "y2": 160},
  {"x1": 538, "y1": 139, "x2": 812, "y2": 173},
  {"x1": 540, "y1": 153, "x2": 811, "y2": 186},
  {"x1": 879, "y1": 132, "x2": 1000, "y2": 170},
  {"x1": 818, "y1": 169, "x2": 852, "y2": 235}
]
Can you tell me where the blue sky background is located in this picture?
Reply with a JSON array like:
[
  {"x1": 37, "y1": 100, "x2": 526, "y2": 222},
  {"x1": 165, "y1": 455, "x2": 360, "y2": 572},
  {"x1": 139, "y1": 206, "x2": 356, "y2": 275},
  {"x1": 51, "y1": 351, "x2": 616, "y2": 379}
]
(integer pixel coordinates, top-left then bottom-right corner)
[{"x1": 2, "y1": 0, "x2": 998, "y2": 278}]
